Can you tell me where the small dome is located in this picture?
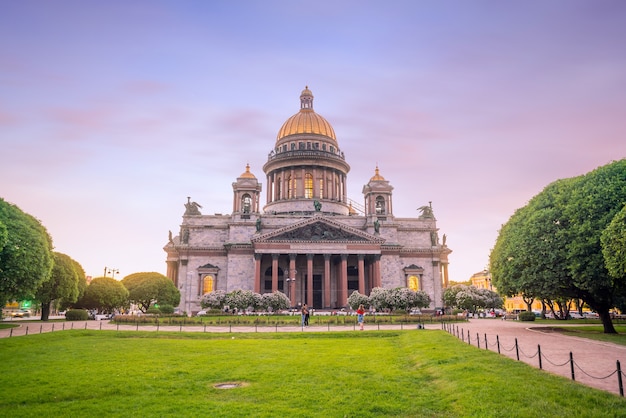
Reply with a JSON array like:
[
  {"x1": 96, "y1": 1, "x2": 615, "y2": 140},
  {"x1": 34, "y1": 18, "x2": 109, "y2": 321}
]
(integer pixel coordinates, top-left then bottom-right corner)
[
  {"x1": 370, "y1": 166, "x2": 385, "y2": 181},
  {"x1": 239, "y1": 163, "x2": 256, "y2": 179},
  {"x1": 276, "y1": 87, "x2": 337, "y2": 142}
]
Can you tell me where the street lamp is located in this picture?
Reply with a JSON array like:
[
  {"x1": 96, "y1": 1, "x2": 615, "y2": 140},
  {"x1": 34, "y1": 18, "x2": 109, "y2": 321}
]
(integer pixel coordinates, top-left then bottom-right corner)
[
  {"x1": 286, "y1": 269, "x2": 297, "y2": 308},
  {"x1": 103, "y1": 267, "x2": 119, "y2": 278}
]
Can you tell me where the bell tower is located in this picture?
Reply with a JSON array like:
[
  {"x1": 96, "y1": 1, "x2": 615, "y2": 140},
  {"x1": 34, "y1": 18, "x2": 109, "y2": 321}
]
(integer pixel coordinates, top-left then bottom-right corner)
[
  {"x1": 232, "y1": 164, "x2": 262, "y2": 217},
  {"x1": 362, "y1": 166, "x2": 394, "y2": 220}
]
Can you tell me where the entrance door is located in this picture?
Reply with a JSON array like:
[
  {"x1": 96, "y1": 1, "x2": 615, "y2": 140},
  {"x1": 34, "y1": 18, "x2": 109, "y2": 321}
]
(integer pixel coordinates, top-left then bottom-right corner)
[{"x1": 313, "y1": 274, "x2": 323, "y2": 308}]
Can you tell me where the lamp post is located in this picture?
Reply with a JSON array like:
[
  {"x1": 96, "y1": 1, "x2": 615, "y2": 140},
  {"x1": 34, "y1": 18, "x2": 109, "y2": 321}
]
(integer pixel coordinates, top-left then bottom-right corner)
[
  {"x1": 286, "y1": 269, "x2": 297, "y2": 309},
  {"x1": 103, "y1": 267, "x2": 119, "y2": 279}
]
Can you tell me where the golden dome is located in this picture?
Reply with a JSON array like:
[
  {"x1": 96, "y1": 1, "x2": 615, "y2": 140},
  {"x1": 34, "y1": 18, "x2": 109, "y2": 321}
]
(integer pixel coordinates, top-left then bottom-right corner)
[
  {"x1": 239, "y1": 163, "x2": 256, "y2": 179},
  {"x1": 370, "y1": 166, "x2": 385, "y2": 181},
  {"x1": 277, "y1": 87, "x2": 337, "y2": 142}
]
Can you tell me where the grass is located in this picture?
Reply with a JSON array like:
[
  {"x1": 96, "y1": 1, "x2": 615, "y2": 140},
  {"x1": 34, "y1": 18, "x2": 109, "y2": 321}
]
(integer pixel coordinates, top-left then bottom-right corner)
[
  {"x1": 1, "y1": 330, "x2": 626, "y2": 417},
  {"x1": 548, "y1": 325, "x2": 626, "y2": 345}
]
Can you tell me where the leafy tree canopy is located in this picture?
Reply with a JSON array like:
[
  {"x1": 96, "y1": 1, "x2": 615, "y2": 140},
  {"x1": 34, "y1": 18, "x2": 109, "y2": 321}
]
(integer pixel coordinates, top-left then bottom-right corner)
[
  {"x1": 36, "y1": 252, "x2": 82, "y2": 320},
  {"x1": 490, "y1": 159, "x2": 626, "y2": 333},
  {"x1": 0, "y1": 198, "x2": 53, "y2": 309},
  {"x1": 121, "y1": 272, "x2": 180, "y2": 312},
  {"x1": 81, "y1": 277, "x2": 129, "y2": 313}
]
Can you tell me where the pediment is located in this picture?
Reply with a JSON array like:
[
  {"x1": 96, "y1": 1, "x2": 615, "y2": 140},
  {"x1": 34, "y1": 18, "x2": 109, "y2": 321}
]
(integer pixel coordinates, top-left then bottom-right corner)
[{"x1": 252, "y1": 217, "x2": 384, "y2": 244}]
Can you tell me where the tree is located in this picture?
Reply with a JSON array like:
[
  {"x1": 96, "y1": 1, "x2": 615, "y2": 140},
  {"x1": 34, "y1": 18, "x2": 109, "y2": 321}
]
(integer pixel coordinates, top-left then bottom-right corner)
[
  {"x1": 602, "y1": 204, "x2": 626, "y2": 313},
  {"x1": 81, "y1": 277, "x2": 129, "y2": 314},
  {"x1": 36, "y1": 252, "x2": 82, "y2": 321},
  {"x1": 490, "y1": 159, "x2": 626, "y2": 333},
  {"x1": 121, "y1": 272, "x2": 180, "y2": 312},
  {"x1": 0, "y1": 198, "x2": 54, "y2": 311},
  {"x1": 602, "y1": 204, "x2": 626, "y2": 283}
]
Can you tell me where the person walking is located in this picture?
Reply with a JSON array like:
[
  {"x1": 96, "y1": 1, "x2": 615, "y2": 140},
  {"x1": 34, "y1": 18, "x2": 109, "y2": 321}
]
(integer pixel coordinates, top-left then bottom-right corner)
[
  {"x1": 357, "y1": 304, "x2": 365, "y2": 330},
  {"x1": 301, "y1": 304, "x2": 309, "y2": 327}
]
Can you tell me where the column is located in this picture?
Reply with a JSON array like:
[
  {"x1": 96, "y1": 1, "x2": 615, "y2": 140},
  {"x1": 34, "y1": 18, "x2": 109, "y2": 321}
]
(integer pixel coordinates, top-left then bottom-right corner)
[
  {"x1": 324, "y1": 254, "x2": 331, "y2": 308},
  {"x1": 289, "y1": 254, "x2": 297, "y2": 307},
  {"x1": 357, "y1": 255, "x2": 365, "y2": 295},
  {"x1": 271, "y1": 254, "x2": 279, "y2": 292},
  {"x1": 339, "y1": 255, "x2": 348, "y2": 307},
  {"x1": 373, "y1": 255, "x2": 381, "y2": 288},
  {"x1": 166, "y1": 261, "x2": 179, "y2": 287},
  {"x1": 307, "y1": 254, "x2": 314, "y2": 307},
  {"x1": 254, "y1": 254, "x2": 262, "y2": 293},
  {"x1": 442, "y1": 262, "x2": 449, "y2": 288}
]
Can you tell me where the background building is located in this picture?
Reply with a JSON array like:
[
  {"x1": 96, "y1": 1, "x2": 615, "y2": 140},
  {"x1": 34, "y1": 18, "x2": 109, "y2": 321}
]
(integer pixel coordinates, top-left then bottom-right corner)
[{"x1": 164, "y1": 87, "x2": 451, "y2": 314}]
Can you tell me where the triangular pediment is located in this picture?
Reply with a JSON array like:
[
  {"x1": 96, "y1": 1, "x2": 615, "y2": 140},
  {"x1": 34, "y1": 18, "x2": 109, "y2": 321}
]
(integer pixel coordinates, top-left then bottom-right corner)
[{"x1": 252, "y1": 217, "x2": 384, "y2": 243}]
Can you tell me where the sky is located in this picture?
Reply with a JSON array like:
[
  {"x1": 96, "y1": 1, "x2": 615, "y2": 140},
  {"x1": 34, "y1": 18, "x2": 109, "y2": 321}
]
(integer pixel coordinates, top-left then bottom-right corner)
[{"x1": 1, "y1": 0, "x2": 625, "y2": 284}]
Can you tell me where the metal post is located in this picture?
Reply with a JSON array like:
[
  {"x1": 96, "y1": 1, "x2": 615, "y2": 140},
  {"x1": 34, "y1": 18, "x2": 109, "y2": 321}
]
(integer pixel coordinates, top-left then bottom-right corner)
[
  {"x1": 497, "y1": 335, "x2": 501, "y2": 354},
  {"x1": 484, "y1": 333, "x2": 488, "y2": 350},
  {"x1": 477, "y1": 333, "x2": 480, "y2": 349},
  {"x1": 617, "y1": 360, "x2": 624, "y2": 397},
  {"x1": 570, "y1": 352, "x2": 575, "y2": 381},
  {"x1": 515, "y1": 338, "x2": 519, "y2": 361},
  {"x1": 538, "y1": 345, "x2": 542, "y2": 369}
]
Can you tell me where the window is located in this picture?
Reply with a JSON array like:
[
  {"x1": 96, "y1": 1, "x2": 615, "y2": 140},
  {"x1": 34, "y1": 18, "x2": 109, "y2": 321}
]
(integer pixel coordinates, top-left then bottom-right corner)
[
  {"x1": 408, "y1": 275, "x2": 419, "y2": 291},
  {"x1": 242, "y1": 194, "x2": 252, "y2": 213},
  {"x1": 299, "y1": 142, "x2": 305, "y2": 149},
  {"x1": 291, "y1": 143, "x2": 296, "y2": 150},
  {"x1": 203, "y1": 275, "x2": 215, "y2": 294},
  {"x1": 322, "y1": 144, "x2": 327, "y2": 151},
  {"x1": 319, "y1": 179, "x2": 324, "y2": 198},
  {"x1": 330, "y1": 146, "x2": 335, "y2": 154},
  {"x1": 375, "y1": 196, "x2": 386, "y2": 214},
  {"x1": 305, "y1": 173, "x2": 313, "y2": 198}
]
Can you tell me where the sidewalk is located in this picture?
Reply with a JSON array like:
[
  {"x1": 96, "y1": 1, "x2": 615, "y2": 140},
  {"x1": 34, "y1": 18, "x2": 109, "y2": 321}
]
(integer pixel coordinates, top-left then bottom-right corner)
[{"x1": 447, "y1": 318, "x2": 626, "y2": 396}]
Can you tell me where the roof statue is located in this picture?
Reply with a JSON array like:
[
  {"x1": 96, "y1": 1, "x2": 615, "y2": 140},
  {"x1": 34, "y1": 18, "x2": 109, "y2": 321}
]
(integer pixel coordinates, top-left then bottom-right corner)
[
  {"x1": 184, "y1": 196, "x2": 202, "y2": 216},
  {"x1": 418, "y1": 201, "x2": 435, "y2": 219}
]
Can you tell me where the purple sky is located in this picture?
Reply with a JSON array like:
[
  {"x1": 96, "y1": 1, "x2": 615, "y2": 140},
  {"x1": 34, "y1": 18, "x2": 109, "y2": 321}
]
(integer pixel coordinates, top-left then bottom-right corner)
[{"x1": 2, "y1": 1, "x2": 625, "y2": 283}]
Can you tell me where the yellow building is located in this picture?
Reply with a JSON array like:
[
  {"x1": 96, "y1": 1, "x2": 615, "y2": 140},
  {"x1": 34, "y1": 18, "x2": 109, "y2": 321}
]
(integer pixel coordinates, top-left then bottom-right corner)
[{"x1": 470, "y1": 270, "x2": 542, "y2": 312}]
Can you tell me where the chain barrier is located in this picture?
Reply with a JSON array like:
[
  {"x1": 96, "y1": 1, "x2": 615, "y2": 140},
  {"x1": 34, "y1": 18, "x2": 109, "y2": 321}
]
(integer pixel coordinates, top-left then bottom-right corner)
[{"x1": 442, "y1": 322, "x2": 626, "y2": 396}]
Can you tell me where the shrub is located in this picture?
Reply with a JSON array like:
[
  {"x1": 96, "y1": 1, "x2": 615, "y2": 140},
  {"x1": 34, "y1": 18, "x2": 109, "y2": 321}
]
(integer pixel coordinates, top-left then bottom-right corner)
[
  {"x1": 65, "y1": 309, "x2": 89, "y2": 321},
  {"x1": 159, "y1": 304, "x2": 174, "y2": 314},
  {"x1": 146, "y1": 307, "x2": 161, "y2": 315},
  {"x1": 518, "y1": 311, "x2": 536, "y2": 321}
]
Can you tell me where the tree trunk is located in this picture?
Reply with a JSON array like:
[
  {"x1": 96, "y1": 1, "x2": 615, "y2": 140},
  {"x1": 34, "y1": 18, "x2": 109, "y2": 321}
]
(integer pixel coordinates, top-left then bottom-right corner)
[
  {"x1": 40, "y1": 301, "x2": 51, "y2": 321},
  {"x1": 598, "y1": 308, "x2": 617, "y2": 334}
]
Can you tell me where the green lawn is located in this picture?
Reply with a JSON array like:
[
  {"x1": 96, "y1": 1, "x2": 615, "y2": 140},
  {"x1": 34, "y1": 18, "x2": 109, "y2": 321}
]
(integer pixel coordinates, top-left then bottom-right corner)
[{"x1": 1, "y1": 330, "x2": 625, "y2": 417}]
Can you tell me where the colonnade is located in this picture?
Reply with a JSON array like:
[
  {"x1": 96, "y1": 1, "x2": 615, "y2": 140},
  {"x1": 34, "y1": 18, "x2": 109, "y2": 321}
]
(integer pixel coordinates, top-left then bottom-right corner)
[{"x1": 253, "y1": 253, "x2": 381, "y2": 309}]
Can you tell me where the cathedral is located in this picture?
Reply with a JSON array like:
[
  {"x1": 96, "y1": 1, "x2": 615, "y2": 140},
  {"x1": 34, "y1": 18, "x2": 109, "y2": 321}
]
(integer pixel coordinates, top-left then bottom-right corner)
[{"x1": 164, "y1": 87, "x2": 451, "y2": 314}]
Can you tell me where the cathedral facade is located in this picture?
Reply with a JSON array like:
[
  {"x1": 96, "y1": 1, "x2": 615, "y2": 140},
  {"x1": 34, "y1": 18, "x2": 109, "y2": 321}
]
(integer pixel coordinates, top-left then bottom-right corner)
[{"x1": 164, "y1": 87, "x2": 451, "y2": 314}]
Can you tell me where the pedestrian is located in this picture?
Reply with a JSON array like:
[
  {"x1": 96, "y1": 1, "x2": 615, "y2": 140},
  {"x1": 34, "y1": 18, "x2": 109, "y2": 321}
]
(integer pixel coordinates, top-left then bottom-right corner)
[
  {"x1": 357, "y1": 304, "x2": 365, "y2": 330},
  {"x1": 301, "y1": 304, "x2": 309, "y2": 327}
]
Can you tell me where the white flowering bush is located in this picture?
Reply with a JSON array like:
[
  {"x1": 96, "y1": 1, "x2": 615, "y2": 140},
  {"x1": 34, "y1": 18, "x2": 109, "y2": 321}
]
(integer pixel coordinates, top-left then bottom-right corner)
[
  {"x1": 200, "y1": 289, "x2": 227, "y2": 310},
  {"x1": 368, "y1": 287, "x2": 430, "y2": 312},
  {"x1": 347, "y1": 291, "x2": 370, "y2": 310},
  {"x1": 261, "y1": 291, "x2": 290, "y2": 312},
  {"x1": 368, "y1": 287, "x2": 391, "y2": 311},
  {"x1": 443, "y1": 284, "x2": 502, "y2": 313},
  {"x1": 225, "y1": 289, "x2": 262, "y2": 312}
]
